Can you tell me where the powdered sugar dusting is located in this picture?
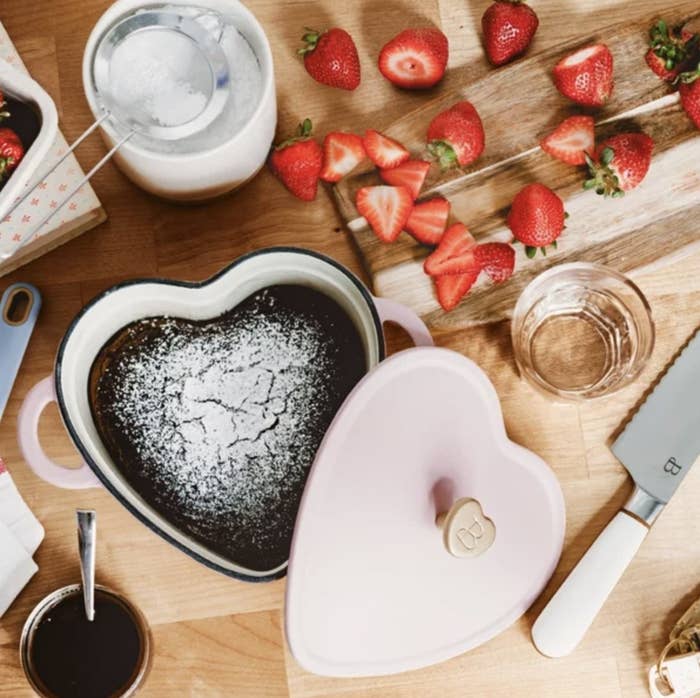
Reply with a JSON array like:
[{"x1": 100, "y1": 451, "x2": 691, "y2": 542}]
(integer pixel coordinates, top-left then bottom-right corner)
[{"x1": 91, "y1": 286, "x2": 366, "y2": 572}]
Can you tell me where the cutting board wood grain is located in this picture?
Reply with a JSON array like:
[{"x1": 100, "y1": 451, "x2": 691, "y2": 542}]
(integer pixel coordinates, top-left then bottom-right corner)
[{"x1": 334, "y1": 7, "x2": 700, "y2": 330}]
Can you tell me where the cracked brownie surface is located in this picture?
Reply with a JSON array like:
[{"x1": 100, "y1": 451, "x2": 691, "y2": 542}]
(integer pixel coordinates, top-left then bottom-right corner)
[{"x1": 89, "y1": 285, "x2": 366, "y2": 572}]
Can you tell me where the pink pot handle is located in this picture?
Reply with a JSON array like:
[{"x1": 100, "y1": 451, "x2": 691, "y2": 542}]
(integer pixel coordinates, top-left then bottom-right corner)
[
  {"x1": 17, "y1": 375, "x2": 101, "y2": 489},
  {"x1": 373, "y1": 296, "x2": 433, "y2": 347}
]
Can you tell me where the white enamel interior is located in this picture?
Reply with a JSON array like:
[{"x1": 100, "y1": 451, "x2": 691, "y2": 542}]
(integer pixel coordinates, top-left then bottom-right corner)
[
  {"x1": 57, "y1": 250, "x2": 382, "y2": 578},
  {"x1": 0, "y1": 64, "x2": 58, "y2": 222}
]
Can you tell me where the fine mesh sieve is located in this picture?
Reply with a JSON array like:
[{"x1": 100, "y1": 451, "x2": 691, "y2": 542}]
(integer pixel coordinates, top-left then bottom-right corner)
[
  {"x1": 92, "y1": 9, "x2": 230, "y2": 140},
  {"x1": 0, "y1": 7, "x2": 231, "y2": 261}
]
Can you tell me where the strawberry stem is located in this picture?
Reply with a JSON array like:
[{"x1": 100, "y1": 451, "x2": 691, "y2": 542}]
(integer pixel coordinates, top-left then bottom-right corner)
[
  {"x1": 649, "y1": 20, "x2": 697, "y2": 69},
  {"x1": 583, "y1": 147, "x2": 624, "y2": 197},
  {"x1": 0, "y1": 156, "x2": 12, "y2": 179},
  {"x1": 298, "y1": 28, "x2": 321, "y2": 56},
  {"x1": 679, "y1": 61, "x2": 700, "y2": 84},
  {"x1": 275, "y1": 118, "x2": 314, "y2": 150},
  {"x1": 427, "y1": 140, "x2": 459, "y2": 170}
]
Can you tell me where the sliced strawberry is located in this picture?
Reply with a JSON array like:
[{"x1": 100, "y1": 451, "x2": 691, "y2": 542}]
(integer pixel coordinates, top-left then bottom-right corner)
[
  {"x1": 423, "y1": 222, "x2": 477, "y2": 276},
  {"x1": 474, "y1": 243, "x2": 515, "y2": 283},
  {"x1": 404, "y1": 197, "x2": 450, "y2": 245},
  {"x1": 379, "y1": 160, "x2": 430, "y2": 199},
  {"x1": 320, "y1": 132, "x2": 366, "y2": 182},
  {"x1": 356, "y1": 185, "x2": 413, "y2": 243},
  {"x1": 435, "y1": 268, "x2": 480, "y2": 311},
  {"x1": 378, "y1": 28, "x2": 449, "y2": 89},
  {"x1": 540, "y1": 115, "x2": 595, "y2": 166},
  {"x1": 363, "y1": 129, "x2": 411, "y2": 169}
]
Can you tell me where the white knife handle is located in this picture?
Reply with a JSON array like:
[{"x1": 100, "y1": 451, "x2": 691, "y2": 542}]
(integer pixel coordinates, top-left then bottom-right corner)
[{"x1": 532, "y1": 511, "x2": 648, "y2": 658}]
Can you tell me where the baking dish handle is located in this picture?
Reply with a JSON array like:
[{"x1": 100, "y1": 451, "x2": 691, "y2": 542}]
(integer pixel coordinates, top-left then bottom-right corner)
[
  {"x1": 373, "y1": 296, "x2": 433, "y2": 347},
  {"x1": 17, "y1": 376, "x2": 101, "y2": 489}
]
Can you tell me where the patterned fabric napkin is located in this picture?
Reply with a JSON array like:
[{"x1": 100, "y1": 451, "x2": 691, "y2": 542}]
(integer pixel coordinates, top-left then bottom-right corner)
[{"x1": 0, "y1": 21, "x2": 102, "y2": 261}]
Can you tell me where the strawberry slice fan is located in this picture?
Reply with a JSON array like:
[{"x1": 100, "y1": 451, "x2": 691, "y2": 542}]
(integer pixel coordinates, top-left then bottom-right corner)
[{"x1": 0, "y1": 8, "x2": 232, "y2": 262}]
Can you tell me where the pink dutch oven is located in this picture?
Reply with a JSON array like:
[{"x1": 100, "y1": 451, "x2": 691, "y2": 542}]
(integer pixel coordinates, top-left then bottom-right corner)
[{"x1": 17, "y1": 247, "x2": 433, "y2": 582}]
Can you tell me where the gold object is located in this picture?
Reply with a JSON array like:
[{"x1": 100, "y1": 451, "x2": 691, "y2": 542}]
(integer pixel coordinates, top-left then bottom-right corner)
[{"x1": 650, "y1": 599, "x2": 700, "y2": 697}]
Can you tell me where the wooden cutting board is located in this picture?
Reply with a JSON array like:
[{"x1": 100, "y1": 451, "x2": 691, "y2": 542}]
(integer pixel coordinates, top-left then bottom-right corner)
[{"x1": 334, "y1": 6, "x2": 700, "y2": 331}]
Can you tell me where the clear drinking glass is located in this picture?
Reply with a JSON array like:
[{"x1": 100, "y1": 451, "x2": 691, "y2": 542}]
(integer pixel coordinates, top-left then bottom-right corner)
[{"x1": 511, "y1": 263, "x2": 655, "y2": 400}]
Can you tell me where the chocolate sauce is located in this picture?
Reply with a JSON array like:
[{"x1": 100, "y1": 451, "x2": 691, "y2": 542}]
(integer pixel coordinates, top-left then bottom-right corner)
[
  {"x1": 89, "y1": 284, "x2": 367, "y2": 572},
  {"x1": 30, "y1": 590, "x2": 145, "y2": 698}
]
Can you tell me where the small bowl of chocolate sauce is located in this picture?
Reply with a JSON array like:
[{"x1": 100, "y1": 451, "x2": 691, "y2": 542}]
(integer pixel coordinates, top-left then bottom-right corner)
[{"x1": 20, "y1": 584, "x2": 151, "y2": 698}]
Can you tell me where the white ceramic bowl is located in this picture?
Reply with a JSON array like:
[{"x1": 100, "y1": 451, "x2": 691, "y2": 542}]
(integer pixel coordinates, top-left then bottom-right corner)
[
  {"x1": 17, "y1": 248, "x2": 432, "y2": 582},
  {"x1": 81, "y1": 0, "x2": 276, "y2": 201},
  {"x1": 0, "y1": 64, "x2": 58, "y2": 222}
]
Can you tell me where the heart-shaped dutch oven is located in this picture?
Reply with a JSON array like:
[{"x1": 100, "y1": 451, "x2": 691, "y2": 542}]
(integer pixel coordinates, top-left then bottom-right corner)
[{"x1": 17, "y1": 248, "x2": 433, "y2": 582}]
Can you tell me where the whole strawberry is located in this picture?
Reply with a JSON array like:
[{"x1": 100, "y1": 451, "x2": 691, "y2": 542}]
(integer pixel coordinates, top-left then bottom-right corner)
[
  {"x1": 645, "y1": 21, "x2": 698, "y2": 82},
  {"x1": 583, "y1": 133, "x2": 654, "y2": 197},
  {"x1": 0, "y1": 127, "x2": 24, "y2": 179},
  {"x1": 507, "y1": 183, "x2": 566, "y2": 257},
  {"x1": 553, "y1": 44, "x2": 614, "y2": 106},
  {"x1": 299, "y1": 27, "x2": 360, "y2": 90},
  {"x1": 482, "y1": 0, "x2": 539, "y2": 67},
  {"x1": 679, "y1": 66, "x2": 700, "y2": 129},
  {"x1": 378, "y1": 28, "x2": 449, "y2": 89},
  {"x1": 427, "y1": 101, "x2": 485, "y2": 169},
  {"x1": 268, "y1": 119, "x2": 323, "y2": 201}
]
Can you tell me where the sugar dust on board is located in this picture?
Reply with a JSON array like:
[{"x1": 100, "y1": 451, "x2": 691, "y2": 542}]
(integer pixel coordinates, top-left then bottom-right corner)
[
  {"x1": 29, "y1": 590, "x2": 144, "y2": 698},
  {"x1": 108, "y1": 5, "x2": 262, "y2": 154}
]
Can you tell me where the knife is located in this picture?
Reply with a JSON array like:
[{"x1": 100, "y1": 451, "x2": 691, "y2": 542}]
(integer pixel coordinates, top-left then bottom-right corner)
[
  {"x1": 0, "y1": 283, "x2": 41, "y2": 422},
  {"x1": 532, "y1": 328, "x2": 700, "y2": 658}
]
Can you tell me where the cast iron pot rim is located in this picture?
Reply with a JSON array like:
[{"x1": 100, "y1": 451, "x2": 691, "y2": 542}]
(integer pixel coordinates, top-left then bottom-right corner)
[{"x1": 54, "y1": 246, "x2": 386, "y2": 583}]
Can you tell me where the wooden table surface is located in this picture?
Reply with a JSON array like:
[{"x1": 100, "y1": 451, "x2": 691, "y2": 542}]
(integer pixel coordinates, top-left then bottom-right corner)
[{"x1": 0, "y1": 1, "x2": 699, "y2": 696}]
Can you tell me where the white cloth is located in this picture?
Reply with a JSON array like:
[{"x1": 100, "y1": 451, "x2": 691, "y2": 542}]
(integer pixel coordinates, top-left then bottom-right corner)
[
  {"x1": 0, "y1": 520, "x2": 38, "y2": 617},
  {"x1": 0, "y1": 460, "x2": 44, "y2": 617}
]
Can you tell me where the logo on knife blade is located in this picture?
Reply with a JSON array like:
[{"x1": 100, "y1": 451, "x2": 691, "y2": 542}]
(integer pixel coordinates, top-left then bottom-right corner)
[{"x1": 663, "y1": 457, "x2": 682, "y2": 476}]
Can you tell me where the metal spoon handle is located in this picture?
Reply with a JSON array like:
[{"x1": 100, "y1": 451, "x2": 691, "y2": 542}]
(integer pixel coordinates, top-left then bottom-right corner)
[{"x1": 77, "y1": 509, "x2": 96, "y2": 622}]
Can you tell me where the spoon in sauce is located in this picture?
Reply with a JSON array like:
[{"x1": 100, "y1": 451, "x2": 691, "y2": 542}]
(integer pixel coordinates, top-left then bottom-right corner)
[{"x1": 77, "y1": 509, "x2": 96, "y2": 621}]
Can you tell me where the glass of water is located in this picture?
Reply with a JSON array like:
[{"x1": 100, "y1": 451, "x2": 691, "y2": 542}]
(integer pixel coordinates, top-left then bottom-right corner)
[{"x1": 511, "y1": 263, "x2": 655, "y2": 400}]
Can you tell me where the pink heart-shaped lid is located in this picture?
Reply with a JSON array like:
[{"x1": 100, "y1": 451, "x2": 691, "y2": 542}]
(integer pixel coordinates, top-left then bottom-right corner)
[{"x1": 286, "y1": 347, "x2": 565, "y2": 677}]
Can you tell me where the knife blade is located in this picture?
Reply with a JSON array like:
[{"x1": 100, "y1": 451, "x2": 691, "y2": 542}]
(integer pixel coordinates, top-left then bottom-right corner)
[
  {"x1": 532, "y1": 328, "x2": 700, "y2": 658},
  {"x1": 0, "y1": 284, "x2": 41, "y2": 422},
  {"x1": 612, "y1": 328, "x2": 700, "y2": 506}
]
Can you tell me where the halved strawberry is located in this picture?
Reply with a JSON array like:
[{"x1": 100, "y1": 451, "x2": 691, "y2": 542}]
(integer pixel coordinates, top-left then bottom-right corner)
[
  {"x1": 423, "y1": 222, "x2": 477, "y2": 275},
  {"x1": 320, "y1": 132, "x2": 366, "y2": 182},
  {"x1": 552, "y1": 44, "x2": 614, "y2": 106},
  {"x1": 474, "y1": 242, "x2": 515, "y2": 283},
  {"x1": 379, "y1": 160, "x2": 430, "y2": 199},
  {"x1": 356, "y1": 185, "x2": 413, "y2": 243},
  {"x1": 540, "y1": 115, "x2": 595, "y2": 166},
  {"x1": 404, "y1": 197, "x2": 450, "y2": 245},
  {"x1": 378, "y1": 28, "x2": 449, "y2": 89},
  {"x1": 435, "y1": 268, "x2": 480, "y2": 311},
  {"x1": 363, "y1": 129, "x2": 411, "y2": 169}
]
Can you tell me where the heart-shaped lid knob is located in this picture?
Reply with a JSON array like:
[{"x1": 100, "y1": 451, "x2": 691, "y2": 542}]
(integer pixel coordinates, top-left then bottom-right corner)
[
  {"x1": 436, "y1": 497, "x2": 496, "y2": 558},
  {"x1": 286, "y1": 347, "x2": 565, "y2": 677}
]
